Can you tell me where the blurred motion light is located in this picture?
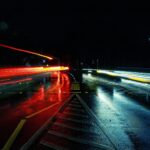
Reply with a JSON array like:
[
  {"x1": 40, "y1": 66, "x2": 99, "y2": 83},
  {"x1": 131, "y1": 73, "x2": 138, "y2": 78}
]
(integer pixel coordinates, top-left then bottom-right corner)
[
  {"x1": 0, "y1": 43, "x2": 53, "y2": 60},
  {"x1": 88, "y1": 70, "x2": 92, "y2": 73},
  {"x1": 0, "y1": 66, "x2": 69, "y2": 78}
]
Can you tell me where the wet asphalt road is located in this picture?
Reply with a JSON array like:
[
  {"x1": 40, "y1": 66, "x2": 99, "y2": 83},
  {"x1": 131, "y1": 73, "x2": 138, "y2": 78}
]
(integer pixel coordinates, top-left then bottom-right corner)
[
  {"x1": 0, "y1": 72, "x2": 150, "y2": 150},
  {"x1": 82, "y1": 74, "x2": 150, "y2": 150},
  {"x1": 0, "y1": 72, "x2": 71, "y2": 149}
]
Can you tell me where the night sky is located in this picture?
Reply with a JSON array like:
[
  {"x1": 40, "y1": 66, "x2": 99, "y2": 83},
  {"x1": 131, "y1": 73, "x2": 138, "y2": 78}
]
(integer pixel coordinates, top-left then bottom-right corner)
[{"x1": 0, "y1": 1, "x2": 150, "y2": 68}]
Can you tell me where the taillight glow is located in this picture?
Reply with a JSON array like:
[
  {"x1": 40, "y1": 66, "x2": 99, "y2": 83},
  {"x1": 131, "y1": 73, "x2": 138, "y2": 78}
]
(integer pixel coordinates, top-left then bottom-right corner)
[{"x1": 0, "y1": 66, "x2": 69, "y2": 78}]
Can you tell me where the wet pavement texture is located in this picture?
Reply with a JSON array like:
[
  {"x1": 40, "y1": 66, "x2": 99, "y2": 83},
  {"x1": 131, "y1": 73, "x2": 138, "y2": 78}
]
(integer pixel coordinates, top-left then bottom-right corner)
[
  {"x1": 81, "y1": 74, "x2": 150, "y2": 150},
  {"x1": 1, "y1": 73, "x2": 150, "y2": 150},
  {"x1": 33, "y1": 95, "x2": 115, "y2": 150},
  {"x1": 0, "y1": 73, "x2": 71, "y2": 149}
]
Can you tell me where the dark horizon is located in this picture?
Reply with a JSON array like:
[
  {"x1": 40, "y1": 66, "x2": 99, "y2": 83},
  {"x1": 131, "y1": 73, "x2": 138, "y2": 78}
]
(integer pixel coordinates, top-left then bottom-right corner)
[{"x1": 0, "y1": 1, "x2": 150, "y2": 68}]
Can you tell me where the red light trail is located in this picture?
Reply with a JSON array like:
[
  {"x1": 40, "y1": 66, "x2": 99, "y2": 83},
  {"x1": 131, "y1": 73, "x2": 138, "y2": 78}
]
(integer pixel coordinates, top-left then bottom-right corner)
[
  {"x1": 0, "y1": 66, "x2": 69, "y2": 78},
  {"x1": 0, "y1": 43, "x2": 53, "y2": 60},
  {"x1": 0, "y1": 73, "x2": 71, "y2": 149},
  {"x1": 0, "y1": 78, "x2": 32, "y2": 86}
]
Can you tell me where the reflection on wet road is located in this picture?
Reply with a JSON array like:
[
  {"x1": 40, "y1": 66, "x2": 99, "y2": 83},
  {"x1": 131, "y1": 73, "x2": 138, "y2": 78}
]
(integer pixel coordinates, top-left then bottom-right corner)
[
  {"x1": 0, "y1": 72, "x2": 71, "y2": 149},
  {"x1": 83, "y1": 74, "x2": 150, "y2": 150},
  {"x1": 1, "y1": 72, "x2": 150, "y2": 150}
]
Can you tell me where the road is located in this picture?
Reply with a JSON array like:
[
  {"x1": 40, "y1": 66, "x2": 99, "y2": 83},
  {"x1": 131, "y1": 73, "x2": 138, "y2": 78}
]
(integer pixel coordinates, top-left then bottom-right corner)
[
  {"x1": 82, "y1": 73, "x2": 150, "y2": 150},
  {"x1": 0, "y1": 72, "x2": 71, "y2": 150},
  {"x1": 0, "y1": 72, "x2": 150, "y2": 149}
]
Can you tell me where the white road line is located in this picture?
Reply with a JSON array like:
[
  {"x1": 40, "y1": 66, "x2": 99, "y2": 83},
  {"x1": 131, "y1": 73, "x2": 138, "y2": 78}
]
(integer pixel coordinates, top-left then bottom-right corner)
[
  {"x1": 70, "y1": 101, "x2": 80, "y2": 104},
  {"x1": 68, "y1": 103, "x2": 82, "y2": 107},
  {"x1": 60, "y1": 112, "x2": 89, "y2": 118},
  {"x1": 76, "y1": 94, "x2": 118, "y2": 150},
  {"x1": 40, "y1": 140, "x2": 69, "y2": 150},
  {"x1": 57, "y1": 116, "x2": 95, "y2": 125},
  {"x1": 68, "y1": 105, "x2": 82, "y2": 109},
  {"x1": 48, "y1": 130, "x2": 114, "y2": 150},
  {"x1": 53, "y1": 122, "x2": 100, "y2": 135},
  {"x1": 65, "y1": 107, "x2": 85, "y2": 112}
]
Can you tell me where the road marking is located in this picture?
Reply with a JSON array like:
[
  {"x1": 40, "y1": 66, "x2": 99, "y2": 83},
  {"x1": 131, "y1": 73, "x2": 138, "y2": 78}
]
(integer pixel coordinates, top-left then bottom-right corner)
[
  {"x1": 57, "y1": 115, "x2": 95, "y2": 125},
  {"x1": 59, "y1": 111, "x2": 89, "y2": 118},
  {"x1": 70, "y1": 100, "x2": 80, "y2": 104},
  {"x1": 20, "y1": 94, "x2": 75, "y2": 150},
  {"x1": 2, "y1": 102, "x2": 61, "y2": 150},
  {"x1": 40, "y1": 140, "x2": 69, "y2": 150},
  {"x1": 65, "y1": 107, "x2": 85, "y2": 112},
  {"x1": 2, "y1": 93, "x2": 76, "y2": 150},
  {"x1": 54, "y1": 122, "x2": 98, "y2": 134},
  {"x1": 2, "y1": 119, "x2": 26, "y2": 150},
  {"x1": 48, "y1": 130, "x2": 114, "y2": 150},
  {"x1": 68, "y1": 103, "x2": 81, "y2": 107},
  {"x1": 68, "y1": 104, "x2": 82, "y2": 108},
  {"x1": 25, "y1": 102, "x2": 60, "y2": 119},
  {"x1": 76, "y1": 94, "x2": 118, "y2": 150}
]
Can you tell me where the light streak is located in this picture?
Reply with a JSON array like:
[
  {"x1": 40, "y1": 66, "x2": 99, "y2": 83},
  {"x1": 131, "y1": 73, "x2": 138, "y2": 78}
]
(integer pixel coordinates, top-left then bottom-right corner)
[
  {"x1": 0, "y1": 78, "x2": 32, "y2": 86},
  {"x1": 0, "y1": 43, "x2": 53, "y2": 60},
  {"x1": 121, "y1": 78, "x2": 150, "y2": 87},
  {"x1": 96, "y1": 70, "x2": 118, "y2": 77},
  {"x1": 0, "y1": 66, "x2": 69, "y2": 78},
  {"x1": 0, "y1": 79, "x2": 10, "y2": 83},
  {"x1": 96, "y1": 69, "x2": 150, "y2": 83}
]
